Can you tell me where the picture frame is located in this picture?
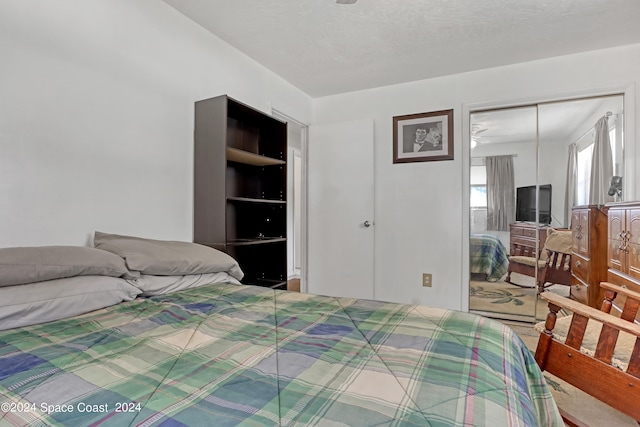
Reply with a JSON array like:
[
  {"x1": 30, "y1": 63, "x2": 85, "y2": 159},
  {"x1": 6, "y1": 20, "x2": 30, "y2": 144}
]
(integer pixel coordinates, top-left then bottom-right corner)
[{"x1": 393, "y1": 109, "x2": 454, "y2": 163}]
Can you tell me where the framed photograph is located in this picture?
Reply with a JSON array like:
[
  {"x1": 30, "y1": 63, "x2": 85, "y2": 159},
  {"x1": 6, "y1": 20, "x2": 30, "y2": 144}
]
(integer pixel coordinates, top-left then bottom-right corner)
[{"x1": 393, "y1": 109, "x2": 454, "y2": 163}]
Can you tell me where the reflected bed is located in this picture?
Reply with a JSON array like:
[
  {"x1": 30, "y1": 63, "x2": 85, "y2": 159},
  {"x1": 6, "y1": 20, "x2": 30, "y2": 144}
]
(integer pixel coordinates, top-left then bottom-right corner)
[{"x1": 470, "y1": 233, "x2": 510, "y2": 282}]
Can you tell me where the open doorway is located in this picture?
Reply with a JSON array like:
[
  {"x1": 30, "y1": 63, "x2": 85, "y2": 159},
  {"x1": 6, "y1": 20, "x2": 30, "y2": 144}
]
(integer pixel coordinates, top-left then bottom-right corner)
[{"x1": 272, "y1": 110, "x2": 308, "y2": 292}]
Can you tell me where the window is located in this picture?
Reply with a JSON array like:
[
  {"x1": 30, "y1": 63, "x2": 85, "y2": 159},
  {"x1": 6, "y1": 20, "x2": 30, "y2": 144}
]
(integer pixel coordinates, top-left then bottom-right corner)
[
  {"x1": 470, "y1": 185, "x2": 487, "y2": 208},
  {"x1": 609, "y1": 125, "x2": 617, "y2": 170},
  {"x1": 470, "y1": 164, "x2": 487, "y2": 208},
  {"x1": 576, "y1": 143, "x2": 593, "y2": 206}
]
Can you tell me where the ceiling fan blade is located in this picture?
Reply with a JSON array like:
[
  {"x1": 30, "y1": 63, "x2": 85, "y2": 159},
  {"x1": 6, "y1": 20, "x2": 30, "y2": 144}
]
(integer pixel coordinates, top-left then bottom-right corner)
[{"x1": 336, "y1": 0, "x2": 358, "y2": 4}]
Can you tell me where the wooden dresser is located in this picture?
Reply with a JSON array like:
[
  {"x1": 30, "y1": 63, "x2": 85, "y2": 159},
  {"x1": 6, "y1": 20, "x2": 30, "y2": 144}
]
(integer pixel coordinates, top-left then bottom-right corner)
[
  {"x1": 509, "y1": 222, "x2": 548, "y2": 256},
  {"x1": 606, "y1": 202, "x2": 640, "y2": 319},
  {"x1": 570, "y1": 205, "x2": 608, "y2": 308}
]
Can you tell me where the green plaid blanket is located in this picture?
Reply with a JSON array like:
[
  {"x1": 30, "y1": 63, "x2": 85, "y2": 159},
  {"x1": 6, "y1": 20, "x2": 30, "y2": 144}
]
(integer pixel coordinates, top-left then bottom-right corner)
[
  {"x1": 470, "y1": 234, "x2": 510, "y2": 281},
  {"x1": 0, "y1": 283, "x2": 561, "y2": 426}
]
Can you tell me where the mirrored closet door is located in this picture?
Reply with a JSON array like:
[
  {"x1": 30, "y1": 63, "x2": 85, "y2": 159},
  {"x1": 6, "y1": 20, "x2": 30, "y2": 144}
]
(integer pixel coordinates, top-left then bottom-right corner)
[{"x1": 469, "y1": 94, "x2": 624, "y2": 323}]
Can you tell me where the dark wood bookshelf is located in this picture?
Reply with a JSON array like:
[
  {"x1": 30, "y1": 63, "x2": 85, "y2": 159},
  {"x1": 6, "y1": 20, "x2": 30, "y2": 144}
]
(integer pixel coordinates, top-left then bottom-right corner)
[{"x1": 194, "y1": 95, "x2": 287, "y2": 288}]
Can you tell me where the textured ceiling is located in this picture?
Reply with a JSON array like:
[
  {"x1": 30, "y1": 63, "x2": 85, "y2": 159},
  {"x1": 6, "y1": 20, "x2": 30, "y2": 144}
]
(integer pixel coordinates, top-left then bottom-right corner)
[
  {"x1": 162, "y1": 0, "x2": 640, "y2": 97},
  {"x1": 471, "y1": 95, "x2": 624, "y2": 148}
]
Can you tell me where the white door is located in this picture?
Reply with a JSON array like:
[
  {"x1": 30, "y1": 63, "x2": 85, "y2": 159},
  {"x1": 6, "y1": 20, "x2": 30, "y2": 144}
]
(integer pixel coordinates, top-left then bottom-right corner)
[{"x1": 307, "y1": 118, "x2": 375, "y2": 299}]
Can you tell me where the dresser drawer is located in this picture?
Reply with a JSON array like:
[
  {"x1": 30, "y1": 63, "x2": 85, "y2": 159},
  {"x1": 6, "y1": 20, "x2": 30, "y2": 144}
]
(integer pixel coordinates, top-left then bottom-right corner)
[
  {"x1": 510, "y1": 225, "x2": 524, "y2": 236},
  {"x1": 511, "y1": 235, "x2": 535, "y2": 246},
  {"x1": 570, "y1": 277, "x2": 589, "y2": 305},
  {"x1": 511, "y1": 236, "x2": 542, "y2": 252},
  {"x1": 571, "y1": 254, "x2": 590, "y2": 283},
  {"x1": 522, "y1": 227, "x2": 538, "y2": 238}
]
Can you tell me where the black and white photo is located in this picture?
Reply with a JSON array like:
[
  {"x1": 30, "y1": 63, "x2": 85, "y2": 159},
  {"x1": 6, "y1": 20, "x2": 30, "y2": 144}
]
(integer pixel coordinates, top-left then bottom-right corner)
[{"x1": 393, "y1": 109, "x2": 454, "y2": 163}]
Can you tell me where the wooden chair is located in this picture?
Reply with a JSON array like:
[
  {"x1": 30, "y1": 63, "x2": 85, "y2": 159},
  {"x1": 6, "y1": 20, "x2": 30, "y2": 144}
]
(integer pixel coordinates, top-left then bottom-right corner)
[
  {"x1": 534, "y1": 282, "x2": 640, "y2": 426},
  {"x1": 536, "y1": 247, "x2": 572, "y2": 294},
  {"x1": 506, "y1": 228, "x2": 572, "y2": 290},
  {"x1": 505, "y1": 242, "x2": 540, "y2": 285}
]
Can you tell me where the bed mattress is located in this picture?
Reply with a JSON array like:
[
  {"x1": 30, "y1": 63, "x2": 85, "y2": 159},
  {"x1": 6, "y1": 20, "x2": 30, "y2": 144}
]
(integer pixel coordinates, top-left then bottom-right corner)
[{"x1": 0, "y1": 283, "x2": 560, "y2": 426}]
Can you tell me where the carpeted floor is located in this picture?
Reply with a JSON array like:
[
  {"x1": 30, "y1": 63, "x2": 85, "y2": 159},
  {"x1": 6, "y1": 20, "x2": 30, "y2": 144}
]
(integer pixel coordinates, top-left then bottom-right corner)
[{"x1": 506, "y1": 322, "x2": 637, "y2": 426}]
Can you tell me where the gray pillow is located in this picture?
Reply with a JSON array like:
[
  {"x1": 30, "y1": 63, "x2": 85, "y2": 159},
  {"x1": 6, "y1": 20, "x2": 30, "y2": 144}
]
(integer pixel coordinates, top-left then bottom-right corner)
[
  {"x1": 0, "y1": 276, "x2": 141, "y2": 330},
  {"x1": 0, "y1": 246, "x2": 134, "y2": 287},
  {"x1": 129, "y1": 272, "x2": 241, "y2": 296},
  {"x1": 94, "y1": 232, "x2": 244, "y2": 280}
]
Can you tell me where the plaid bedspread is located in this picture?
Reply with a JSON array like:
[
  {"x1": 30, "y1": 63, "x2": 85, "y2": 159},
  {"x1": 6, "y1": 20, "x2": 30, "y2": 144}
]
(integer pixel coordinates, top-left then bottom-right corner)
[
  {"x1": 0, "y1": 283, "x2": 561, "y2": 426},
  {"x1": 470, "y1": 233, "x2": 510, "y2": 281}
]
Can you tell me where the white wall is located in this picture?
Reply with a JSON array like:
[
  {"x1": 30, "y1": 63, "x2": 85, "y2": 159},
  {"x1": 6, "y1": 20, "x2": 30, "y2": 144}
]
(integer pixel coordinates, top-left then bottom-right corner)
[
  {"x1": 313, "y1": 44, "x2": 640, "y2": 310},
  {"x1": 0, "y1": 0, "x2": 312, "y2": 247},
  {"x1": 2, "y1": 1, "x2": 639, "y2": 312}
]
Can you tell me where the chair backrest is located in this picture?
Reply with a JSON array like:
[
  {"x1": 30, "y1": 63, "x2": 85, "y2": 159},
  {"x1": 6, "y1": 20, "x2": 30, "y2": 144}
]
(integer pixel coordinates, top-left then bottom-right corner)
[
  {"x1": 537, "y1": 229, "x2": 572, "y2": 289},
  {"x1": 542, "y1": 228, "x2": 572, "y2": 254},
  {"x1": 510, "y1": 242, "x2": 539, "y2": 258},
  {"x1": 541, "y1": 250, "x2": 572, "y2": 283},
  {"x1": 535, "y1": 284, "x2": 640, "y2": 423}
]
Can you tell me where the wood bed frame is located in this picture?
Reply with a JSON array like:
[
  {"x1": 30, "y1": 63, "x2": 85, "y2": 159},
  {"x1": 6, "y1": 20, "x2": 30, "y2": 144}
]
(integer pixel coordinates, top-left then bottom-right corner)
[{"x1": 534, "y1": 282, "x2": 640, "y2": 426}]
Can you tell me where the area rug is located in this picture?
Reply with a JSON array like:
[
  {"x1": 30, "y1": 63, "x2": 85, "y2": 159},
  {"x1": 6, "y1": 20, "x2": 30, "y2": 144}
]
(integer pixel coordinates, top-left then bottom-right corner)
[
  {"x1": 470, "y1": 280, "x2": 537, "y2": 312},
  {"x1": 469, "y1": 280, "x2": 544, "y2": 321},
  {"x1": 469, "y1": 274, "x2": 570, "y2": 322}
]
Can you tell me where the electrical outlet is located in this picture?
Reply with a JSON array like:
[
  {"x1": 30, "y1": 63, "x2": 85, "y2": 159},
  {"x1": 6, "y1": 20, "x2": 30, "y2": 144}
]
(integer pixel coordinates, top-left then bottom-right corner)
[{"x1": 422, "y1": 273, "x2": 432, "y2": 287}]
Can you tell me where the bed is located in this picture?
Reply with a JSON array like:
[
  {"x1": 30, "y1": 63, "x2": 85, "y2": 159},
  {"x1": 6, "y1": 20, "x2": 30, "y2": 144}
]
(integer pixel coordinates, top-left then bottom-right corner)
[
  {"x1": 0, "y1": 233, "x2": 561, "y2": 426},
  {"x1": 470, "y1": 233, "x2": 510, "y2": 282}
]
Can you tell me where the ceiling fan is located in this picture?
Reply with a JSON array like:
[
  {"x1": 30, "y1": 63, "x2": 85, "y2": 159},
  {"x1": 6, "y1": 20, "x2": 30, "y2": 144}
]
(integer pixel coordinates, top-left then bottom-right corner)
[
  {"x1": 336, "y1": 0, "x2": 358, "y2": 4},
  {"x1": 471, "y1": 124, "x2": 488, "y2": 137},
  {"x1": 470, "y1": 125, "x2": 488, "y2": 148}
]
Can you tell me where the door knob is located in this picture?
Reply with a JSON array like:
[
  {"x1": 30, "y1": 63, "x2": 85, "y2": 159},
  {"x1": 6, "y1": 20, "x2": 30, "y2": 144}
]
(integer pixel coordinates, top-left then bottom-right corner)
[{"x1": 363, "y1": 220, "x2": 371, "y2": 228}]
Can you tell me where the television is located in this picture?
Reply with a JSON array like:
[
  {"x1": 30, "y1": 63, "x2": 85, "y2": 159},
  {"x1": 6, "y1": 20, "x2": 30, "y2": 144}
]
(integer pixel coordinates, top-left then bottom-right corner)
[{"x1": 516, "y1": 184, "x2": 552, "y2": 224}]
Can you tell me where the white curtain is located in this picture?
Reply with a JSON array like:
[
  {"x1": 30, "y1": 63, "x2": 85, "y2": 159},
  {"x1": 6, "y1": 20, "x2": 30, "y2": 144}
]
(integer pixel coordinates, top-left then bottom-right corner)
[
  {"x1": 588, "y1": 116, "x2": 614, "y2": 205},
  {"x1": 486, "y1": 155, "x2": 515, "y2": 231},
  {"x1": 564, "y1": 143, "x2": 578, "y2": 227}
]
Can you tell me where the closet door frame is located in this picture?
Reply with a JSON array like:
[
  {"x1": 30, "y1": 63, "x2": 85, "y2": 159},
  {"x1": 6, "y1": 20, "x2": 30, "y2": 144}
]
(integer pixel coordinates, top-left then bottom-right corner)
[{"x1": 461, "y1": 84, "x2": 635, "y2": 313}]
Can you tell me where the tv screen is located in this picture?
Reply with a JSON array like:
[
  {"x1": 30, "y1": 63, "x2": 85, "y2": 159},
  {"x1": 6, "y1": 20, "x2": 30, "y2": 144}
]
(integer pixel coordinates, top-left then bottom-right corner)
[{"x1": 516, "y1": 184, "x2": 552, "y2": 224}]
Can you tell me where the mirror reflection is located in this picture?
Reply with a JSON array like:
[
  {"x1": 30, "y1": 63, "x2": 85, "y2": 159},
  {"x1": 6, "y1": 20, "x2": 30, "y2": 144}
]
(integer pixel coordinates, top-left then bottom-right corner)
[{"x1": 469, "y1": 94, "x2": 624, "y2": 323}]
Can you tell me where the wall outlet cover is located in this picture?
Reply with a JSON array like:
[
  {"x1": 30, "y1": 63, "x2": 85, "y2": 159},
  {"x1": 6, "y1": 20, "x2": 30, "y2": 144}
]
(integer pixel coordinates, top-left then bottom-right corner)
[{"x1": 422, "y1": 273, "x2": 432, "y2": 287}]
